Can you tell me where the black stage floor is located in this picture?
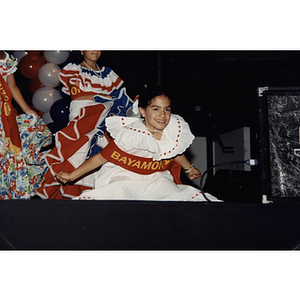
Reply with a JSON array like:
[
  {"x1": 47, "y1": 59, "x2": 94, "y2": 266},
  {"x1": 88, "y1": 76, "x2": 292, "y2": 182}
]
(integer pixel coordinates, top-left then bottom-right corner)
[{"x1": 1, "y1": 199, "x2": 300, "y2": 250}]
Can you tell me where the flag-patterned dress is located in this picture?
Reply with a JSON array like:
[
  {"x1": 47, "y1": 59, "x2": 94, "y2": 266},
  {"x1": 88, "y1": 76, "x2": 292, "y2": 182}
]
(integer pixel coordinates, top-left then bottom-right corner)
[{"x1": 37, "y1": 62, "x2": 135, "y2": 199}]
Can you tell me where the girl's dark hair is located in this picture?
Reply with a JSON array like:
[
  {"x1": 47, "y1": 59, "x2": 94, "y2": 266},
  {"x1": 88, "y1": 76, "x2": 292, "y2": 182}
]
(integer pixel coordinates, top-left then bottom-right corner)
[
  {"x1": 71, "y1": 50, "x2": 104, "y2": 64},
  {"x1": 69, "y1": 51, "x2": 82, "y2": 63},
  {"x1": 138, "y1": 84, "x2": 172, "y2": 109}
]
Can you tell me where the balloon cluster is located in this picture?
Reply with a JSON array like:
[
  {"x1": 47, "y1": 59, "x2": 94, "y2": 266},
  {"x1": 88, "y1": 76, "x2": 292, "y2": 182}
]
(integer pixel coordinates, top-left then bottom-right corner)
[{"x1": 14, "y1": 51, "x2": 71, "y2": 145}]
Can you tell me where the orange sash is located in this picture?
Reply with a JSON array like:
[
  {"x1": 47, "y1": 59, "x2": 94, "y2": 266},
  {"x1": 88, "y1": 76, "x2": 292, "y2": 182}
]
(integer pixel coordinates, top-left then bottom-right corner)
[
  {"x1": 0, "y1": 74, "x2": 21, "y2": 155},
  {"x1": 101, "y1": 139, "x2": 182, "y2": 183},
  {"x1": 69, "y1": 84, "x2": 98, "y2": 100}
]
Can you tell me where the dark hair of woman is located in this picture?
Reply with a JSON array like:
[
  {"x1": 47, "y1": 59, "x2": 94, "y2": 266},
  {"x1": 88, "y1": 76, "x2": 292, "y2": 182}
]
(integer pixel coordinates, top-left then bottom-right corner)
[{"x1": 71, "y1": 50, "x2": 105, "y2": 65}]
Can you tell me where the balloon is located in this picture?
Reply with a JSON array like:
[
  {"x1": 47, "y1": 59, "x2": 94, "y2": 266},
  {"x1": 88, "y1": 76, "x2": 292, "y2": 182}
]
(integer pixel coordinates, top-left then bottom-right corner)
[
  {"x1": 47, "y1": 122, "x2": 63, "y2": 134},
  {"x1": 38, "y1": 63, "x2": 61, "y2": 88},
  {"x1": 44, "y1": 51, "x2": 70, "y2": 65},
  {"x1": 50, "y1": 99, "x2": 70, "y2": 125},
  {"x1": 13, "y1": 51, "x2": 28, "y2": 61},
  {"x1": 47, "y1": 122, "x2": 63, "y2": 133},
  {"x1": 19, "y1": 53, "x2": 46, "y2": 79},
  {"x1": 42, "y1": 112, "x2": 53, "y2": 125},
  {"x1": 32, "y1": 87, "x2": 61, "y2": 112},
  {"x1": 27, "y1": 51, "x2": 42, "y2": 55},
  {"x1": 29, "y1": 77, "x2": 44, "y2": 94}
]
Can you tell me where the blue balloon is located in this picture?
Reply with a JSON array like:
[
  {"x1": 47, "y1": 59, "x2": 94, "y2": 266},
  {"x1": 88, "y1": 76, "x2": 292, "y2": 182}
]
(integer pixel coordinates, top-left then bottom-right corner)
[
  {"x1": 50, "y1": 99, "x2": 70, "y2": 125},
  {"x1": 46, "y1": 122, "x2": 65, "y2": 146},
  {"x1": 47, "y1": 122, "x2": 64, "y2": 134}
]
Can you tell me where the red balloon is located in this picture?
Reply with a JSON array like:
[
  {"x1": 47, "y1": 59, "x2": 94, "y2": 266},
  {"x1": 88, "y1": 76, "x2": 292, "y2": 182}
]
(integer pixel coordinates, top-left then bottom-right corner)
[
  {"x1": 19, "y1": 53, "x2": 46, "y2": 79},
  {"x1": 29, "y1": 77, "x2": 44, "y2": 94},
  {"x1": 27, "y1": 50, "x2": 42, "y2": 55}
]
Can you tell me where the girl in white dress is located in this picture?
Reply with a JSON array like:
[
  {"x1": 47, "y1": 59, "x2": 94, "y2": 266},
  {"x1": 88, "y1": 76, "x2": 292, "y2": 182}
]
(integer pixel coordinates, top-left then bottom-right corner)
[{"x1": 55, "y1": 85, "x2": 220, "y2": 202}]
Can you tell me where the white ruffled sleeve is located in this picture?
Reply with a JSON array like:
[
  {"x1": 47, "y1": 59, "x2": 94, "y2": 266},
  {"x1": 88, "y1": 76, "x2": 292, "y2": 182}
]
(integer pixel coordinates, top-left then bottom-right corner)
[
  {"x1": 0, "y1": 52, "x2": 18, "y2": 79},
  {"x1": 58, "y1": 63, "x2": 124, "y2": 96},
  {"x1": 157, "y1": 114, "x2": 195, "y2": 159}
]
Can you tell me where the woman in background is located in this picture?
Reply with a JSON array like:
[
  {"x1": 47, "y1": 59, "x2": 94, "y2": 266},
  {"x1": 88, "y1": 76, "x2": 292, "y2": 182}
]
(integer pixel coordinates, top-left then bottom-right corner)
[
  {"x1": 38, "y1": 51, "x2": 136, "y2": 199},
  {"x1": 0, "y1": 51, "x2": 52, "y2": 199}
]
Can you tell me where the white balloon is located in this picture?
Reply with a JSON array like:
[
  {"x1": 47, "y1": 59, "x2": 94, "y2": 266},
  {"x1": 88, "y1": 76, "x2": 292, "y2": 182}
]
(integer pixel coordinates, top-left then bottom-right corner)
[
  {"x1": 42, "y1": 112, "x2": 53, "y2": 124},
  {"x1": 13, "y1": 51, "x2": 28, "y2": 61},
  {"x1": 32, "y1": 87, "x2": 61, "y2": 112},
  {"x1": 38, "y1": 63, "x2": 61, "y2": 88},
  {"x1": 44, "y1": 51, "x2": 70, "y2": 65}
]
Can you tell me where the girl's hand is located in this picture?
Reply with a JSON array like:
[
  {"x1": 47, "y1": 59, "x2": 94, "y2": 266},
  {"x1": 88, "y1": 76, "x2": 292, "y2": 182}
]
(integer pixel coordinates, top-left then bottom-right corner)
[
  {"x1": 24, "y1": 109, "x2": 39, "y2": 118},
  {"x1": 55, "y1": 171, "x2": 72, "y2": 184},
  {"x1": 187, "y1": 167, "x2": 201, "y2": 180}
]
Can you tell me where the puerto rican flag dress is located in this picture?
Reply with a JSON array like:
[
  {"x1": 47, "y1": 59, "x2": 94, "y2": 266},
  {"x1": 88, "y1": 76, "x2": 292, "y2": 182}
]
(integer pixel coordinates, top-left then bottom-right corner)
[{"x1": 37, "y1": 62, "x2": 135, "y2": 199}]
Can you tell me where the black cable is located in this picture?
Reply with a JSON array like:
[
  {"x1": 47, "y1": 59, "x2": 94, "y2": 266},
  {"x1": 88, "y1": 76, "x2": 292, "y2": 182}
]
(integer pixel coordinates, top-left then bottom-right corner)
[{"x1": 199, "y1": 160, "x2": 247, "y2": 202}]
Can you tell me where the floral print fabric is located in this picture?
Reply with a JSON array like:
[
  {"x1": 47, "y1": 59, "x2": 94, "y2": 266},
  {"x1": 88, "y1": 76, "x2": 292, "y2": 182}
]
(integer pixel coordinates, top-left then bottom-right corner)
[
  {"x1": 0, "y1": 114, "x2": 52, "y2": 199},
  {"x1": 0, "y1": 52, "x2": 18, "y2": 81}
]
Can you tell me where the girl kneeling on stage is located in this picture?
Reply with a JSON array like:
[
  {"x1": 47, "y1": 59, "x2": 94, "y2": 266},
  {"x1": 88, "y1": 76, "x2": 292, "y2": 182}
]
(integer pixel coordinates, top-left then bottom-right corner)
[{"x1": 55, "y1": 85, "x2": 220, "y2": 201}]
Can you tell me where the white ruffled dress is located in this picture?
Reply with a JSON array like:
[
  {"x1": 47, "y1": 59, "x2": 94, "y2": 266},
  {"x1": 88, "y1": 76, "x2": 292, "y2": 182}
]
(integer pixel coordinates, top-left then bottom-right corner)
[{"x1": 75, "y1": 114, "x2": 220, "y2": 202}]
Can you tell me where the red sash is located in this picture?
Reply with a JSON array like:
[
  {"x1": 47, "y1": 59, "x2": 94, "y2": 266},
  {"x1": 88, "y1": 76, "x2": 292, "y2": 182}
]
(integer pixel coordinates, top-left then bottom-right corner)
[
  {"x1": 0, "y1": 74, "x2": 21, "y2": 155},
  {"x1": 101, "y1": 139, "x2": 182, "y2": 183}
]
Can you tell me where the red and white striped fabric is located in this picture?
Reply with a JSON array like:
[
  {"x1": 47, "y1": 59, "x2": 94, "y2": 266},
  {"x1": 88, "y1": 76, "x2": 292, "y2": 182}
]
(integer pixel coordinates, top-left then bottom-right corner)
[
  {"x1": 59, "y1": 63, "x2": 123, "y2": 100},
  {"x1": 38, "y1": 62, "x2": 135, "y2": 199},
  {"x1": 37, "y1": 101, "x2": 112, "y2": 199}
]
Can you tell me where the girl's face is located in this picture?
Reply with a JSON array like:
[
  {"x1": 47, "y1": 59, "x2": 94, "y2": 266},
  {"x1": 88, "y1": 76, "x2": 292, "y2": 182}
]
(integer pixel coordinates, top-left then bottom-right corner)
[
  {"x1": 82, "y1": 51, "x2": 101, "y2": 63},
  {"x1": 139, "y1": 95, "x2": 171, "y2": 132}
]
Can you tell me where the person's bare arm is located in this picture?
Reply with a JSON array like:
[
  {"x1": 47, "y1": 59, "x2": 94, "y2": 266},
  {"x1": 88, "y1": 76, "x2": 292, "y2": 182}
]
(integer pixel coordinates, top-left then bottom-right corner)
[
  {"x1": 174, "y1": 154, "x2": 201, "y2": 180},
  {"x1": 7, "y1": 73, "x2": 38, "y2": 117},
  {"x1": 55, "y1": 153, "x2": 107, "y2": 184}
]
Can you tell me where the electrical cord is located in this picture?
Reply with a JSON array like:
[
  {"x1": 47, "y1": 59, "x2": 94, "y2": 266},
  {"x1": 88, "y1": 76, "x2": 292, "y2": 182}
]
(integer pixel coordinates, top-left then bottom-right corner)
[{"x1": 199, "y1": 159, "x2": 258, "y2": 202}]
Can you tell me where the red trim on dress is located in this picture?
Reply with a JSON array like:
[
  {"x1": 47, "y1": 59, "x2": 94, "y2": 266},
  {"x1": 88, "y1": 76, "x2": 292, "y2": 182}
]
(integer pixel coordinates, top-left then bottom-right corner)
[{"x1": 37, "y1": 103, "x2": 108, "y2": 199}]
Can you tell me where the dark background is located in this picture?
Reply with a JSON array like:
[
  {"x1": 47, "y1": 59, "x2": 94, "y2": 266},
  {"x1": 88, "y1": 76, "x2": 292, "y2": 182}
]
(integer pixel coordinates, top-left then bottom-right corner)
[
  {"x1": 101, "y1": 51, "x2": 300, "y2": 135},
  {"x1": 15, "y1": 50, "x2": 300, "y2": 136}
]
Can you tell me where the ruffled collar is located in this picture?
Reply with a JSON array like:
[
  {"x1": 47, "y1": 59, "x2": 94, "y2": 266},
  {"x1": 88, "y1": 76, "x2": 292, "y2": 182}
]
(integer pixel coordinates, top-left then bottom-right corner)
[
  {"x1": 105, "y1": 114, "x2": 195, "y2": 160},
  {"x1": 75, "y1": 62, "x2": 105, "y2": 75},
  {"x1": 60, "y1": 62, "x2": 123, "y2": 95}
]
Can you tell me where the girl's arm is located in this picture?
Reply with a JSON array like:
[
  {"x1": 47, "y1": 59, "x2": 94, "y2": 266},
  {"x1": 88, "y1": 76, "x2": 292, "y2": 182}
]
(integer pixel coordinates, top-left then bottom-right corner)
[
  {"x1": 55, "y1": 152, "x2": 108, "y2": 184},
  {"x1": 174, "y1": 154, "x2": 201, "y2": 180},
  {"x1": 7, "y1": 73, "x2": 38, "y2": 117}
]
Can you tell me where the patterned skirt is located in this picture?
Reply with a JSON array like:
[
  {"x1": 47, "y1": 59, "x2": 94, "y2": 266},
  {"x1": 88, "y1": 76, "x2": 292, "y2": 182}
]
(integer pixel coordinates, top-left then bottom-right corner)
[{"x1": 0, "y1": 114, "x2": 52, "y2": 199}]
